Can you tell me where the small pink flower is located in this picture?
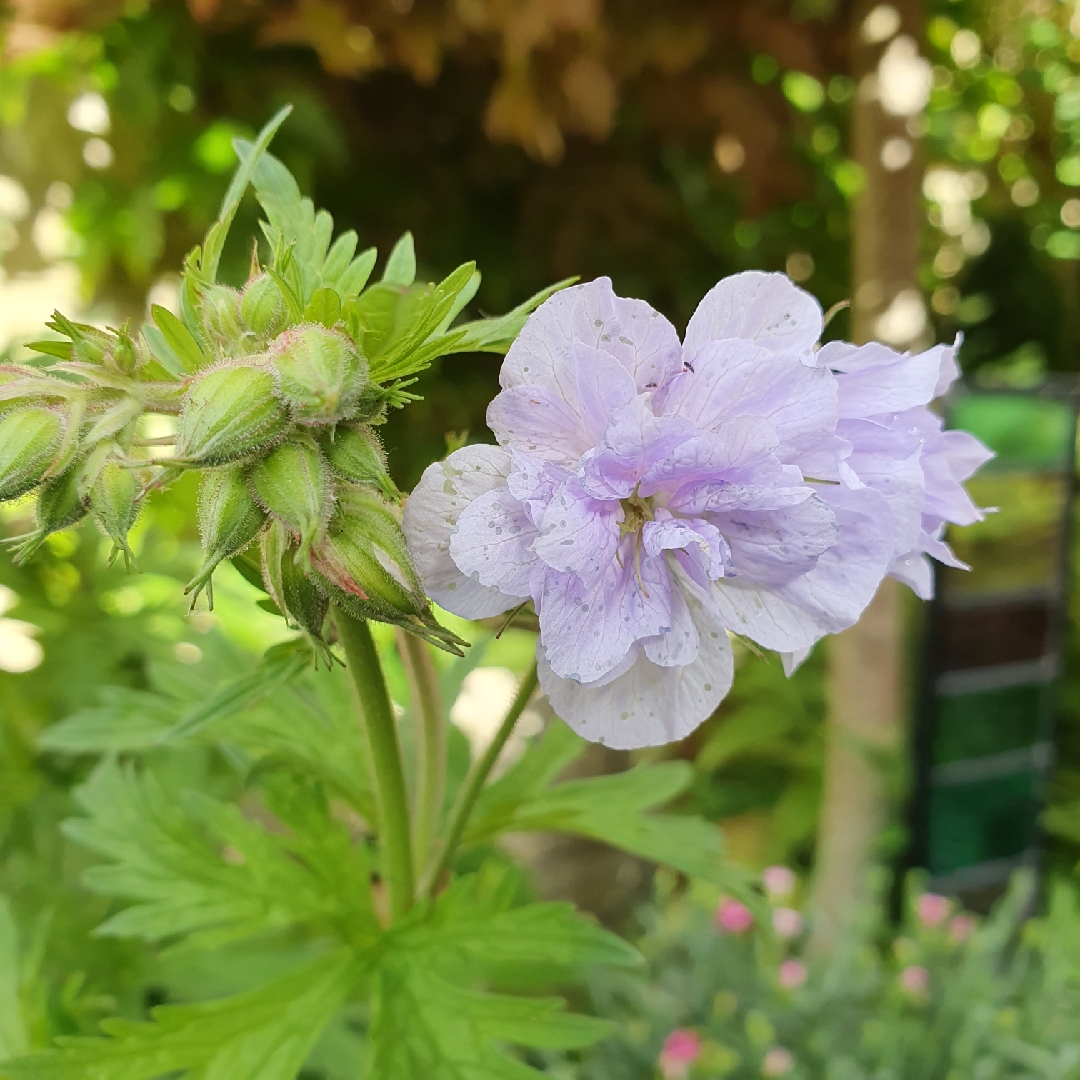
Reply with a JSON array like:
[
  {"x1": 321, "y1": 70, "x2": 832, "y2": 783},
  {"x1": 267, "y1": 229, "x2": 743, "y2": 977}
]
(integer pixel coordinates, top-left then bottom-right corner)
[
  {"x1": 899, "y1": 965, "x2": 930, "y2": 996},
  {"x1": 778, "y1": 959, "x2": 808, "y2": 990},
  {"x1": 762, "y1": 865, "x2": 796, "y2": 898},
  {"x1": 762, "y1": 1047, "x2": 794, "y2": 1077},
  {"x1": 715, "y1": 897, "x2": 754, "y2": 935},
  {"x1": 772, "y1": 907, "x2": 804, "y2": 940},
  {"x1": 917, "y1": 893, "x2": 950, "y2": 929},
  {"x1": 950, "y1": 914, "x2": 977, "y2": 943},
  {"x1": 659, "y1": 1029, "x2": 702, "y2": 1079}
]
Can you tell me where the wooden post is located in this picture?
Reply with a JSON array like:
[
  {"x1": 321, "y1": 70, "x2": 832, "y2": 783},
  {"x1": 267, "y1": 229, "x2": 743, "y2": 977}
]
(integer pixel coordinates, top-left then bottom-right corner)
[{"x1": 808, "y1": 0, "x2": 926, "y2": 954}]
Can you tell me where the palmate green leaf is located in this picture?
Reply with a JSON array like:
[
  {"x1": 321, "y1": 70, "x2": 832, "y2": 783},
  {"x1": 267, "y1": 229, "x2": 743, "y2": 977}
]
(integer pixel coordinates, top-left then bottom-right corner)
[
  {"x1": 381, "y1": 232, "x2": 416, "y2": 287},
  {"x1": 62, "y1": 761, "x2": 376, "y2": 950},
  {"x1": 149, "y1": 305, "x2": 205, "y2": 374},
  {"x1": 0, "y1": 952, "x2": 354, "y2": 1080},
  {"x1": 466, "y1": 722, "x2": 753, "y2": 894},
  {"x1": 0, "y1": 899, "x2": 27, "y2": 1062}
]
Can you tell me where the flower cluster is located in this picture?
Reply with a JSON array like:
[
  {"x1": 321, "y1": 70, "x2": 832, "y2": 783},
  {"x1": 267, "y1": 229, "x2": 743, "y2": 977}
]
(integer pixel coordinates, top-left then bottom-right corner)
[{"x1": 405, "y1": 273, "x2": 991, "y2": 748}]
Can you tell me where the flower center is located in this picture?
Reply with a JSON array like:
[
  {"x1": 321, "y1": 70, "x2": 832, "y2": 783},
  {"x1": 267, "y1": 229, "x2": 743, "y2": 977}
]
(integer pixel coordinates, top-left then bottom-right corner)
[{"x1": 619, "y1": 488, "x2": 653, "y2": 537}]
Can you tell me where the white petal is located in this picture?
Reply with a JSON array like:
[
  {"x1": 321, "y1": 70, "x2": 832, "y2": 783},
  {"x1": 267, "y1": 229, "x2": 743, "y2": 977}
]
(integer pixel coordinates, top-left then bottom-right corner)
[
  {"x1": 539, "y1": 572, "x2": 734, "y2": 748},
  {"x1": 403, "y1": 444, "x2": 523, "y2": 619},
  {"x1": 450, "y1": 487, "x2": 539, "y2": 600},
  {"x1": 683, "y1": 271, "x2": 823, "y2": 362}
]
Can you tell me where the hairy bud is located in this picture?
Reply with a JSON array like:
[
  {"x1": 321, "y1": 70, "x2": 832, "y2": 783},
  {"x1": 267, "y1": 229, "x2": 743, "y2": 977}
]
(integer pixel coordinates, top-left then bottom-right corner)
[
  {"x1": 199, "y1": 285, "x2": 245, "y2": 353},
  {"x1": 0, "y1": 408, "x2": 65, "y2": 502},
  {"x1": 174, "y1": 365, "x2": 290, "y2": 466},
  {"x1": 322, "y1": 424, "x2": 399, "y2": 501},
  {"x1": 91, "y1": 460, "x2": 139, "y2": 569},
  {"x1": 240, "y1": 273, "x2": 287, "y2": 341},
  {"x1": 187, "y1": 467, "x2": 268, "y2": 607},
  {"x1": 311, "y1": 484, "x2": 466, "y2": 653},
  {"x1": 9, "y1": 466, "x2": 90, "y2": 564},
  {"x1": 269, "y1": 324, "x2": 368, "y2": 425},
  {"x1": 261, "y1": 521, "x2": 330, "y2": 661},
  {"x1": 248, "y1": 438, "x2": 334, "y2": 566}
]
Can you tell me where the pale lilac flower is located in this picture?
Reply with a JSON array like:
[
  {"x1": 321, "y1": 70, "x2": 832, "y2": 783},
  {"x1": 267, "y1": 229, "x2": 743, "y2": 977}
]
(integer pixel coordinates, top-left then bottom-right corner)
[
  {"x1": 899, "y1": 964, "x2": 930, "y2": 997},
  {"x1": 916, "y1": 892, "x2": 950, "y2": 929},
  {"x1": 772, "y1": 907, "x2": 804, "y2": 940},
  {"x1": 777, "y1": 958, "x2": 808, "y2": 989},
  {"x1": 715, "y1": 897, "x2": 755, "y2": 934},
  {"x1": 762, "y1": 1047, "x2": 795, "y2": 1077},
  {"x1": 659, "y1": 1029, "x2": 702, "y2": 1079},
  {"x1": 404, "y1": 273, "x2": 989, "y2": 746},
  {"x1": 950, "y1": 914, "x2": 977, "y2": 943},
  {"x1": 762, "y1": 865, "x2": 797, "y2": 898}
]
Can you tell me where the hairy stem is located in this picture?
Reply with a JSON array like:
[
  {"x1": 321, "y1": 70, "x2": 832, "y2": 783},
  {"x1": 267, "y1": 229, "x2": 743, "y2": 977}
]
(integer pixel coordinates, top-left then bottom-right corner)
[
  {"x1": 420, "y1": 661, "x2": 538, "y2": 897},
  {"x1": 336, "y1": 609, "x2": 415, "y2": 919},
  {"x1": 396, "y1": 629, "x2": 446, "y2": 871}
]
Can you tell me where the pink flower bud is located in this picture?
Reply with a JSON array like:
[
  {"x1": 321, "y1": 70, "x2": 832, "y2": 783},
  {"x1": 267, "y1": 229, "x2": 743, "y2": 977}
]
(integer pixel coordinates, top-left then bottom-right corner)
[
  {"x1": 772, "y1": 907, "x2": 804, "y2": 940},
  {"x1": 715, "y1": 897, "x2": 754, "y2": 935},
  {"x1": 659, "y1": 1029, "x2": 702, "y2": 1079},
  {"x1": 778, "y1": 959, "x2": 807, "y2": 990},
  {"x1": 916, "y1": 893, "x2": 950, "y2": 928},
  {"x1": 950, "y1": 914, "x2": 977, "y2": 943},
  {"x1": 762, "y1": 865, "x2": 796, "y2": 898},
  {"x1": 899, "y1": 965, "x2": 930, "y2": 996},
  {"x1": 762, "y1": 1047, "x2": 794, "y2": 1077}
]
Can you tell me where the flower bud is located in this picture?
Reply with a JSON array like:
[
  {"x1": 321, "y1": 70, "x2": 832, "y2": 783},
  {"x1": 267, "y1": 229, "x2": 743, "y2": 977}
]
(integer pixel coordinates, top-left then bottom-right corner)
[
  {"x1": 0, "y1": 408, "x2": 66, "y2": 502},
  {"x1": 240, "y1": 273, "x2": 287, "y2": 341},
  {"x1": 174, "y1": 364, "x2": 290, "y2": 467},
  {"x1": 260, "y1": 521, "x2": 330, "y2": 661},
  {"x1": 247, "y1": 438, "x2": 334, "y2": 567},
  {"x1": 311, "y1": 484, "x2": 466, "y2": 653},
  {"x1": 186, "y1": 467, "x2": 268, "y2": 607},
  {"x1": 321, "y1": 424, "x2": 400, "y2": 501},
  {"x1": 199, "y1": 285, "x2": 245, "y2": 352},
  {"x1": 90, "y1": 460, "x2": 139, "y2": 569},
  {"x1": 269, "y1": 324, "x2": 368, "y2": 426},
  {"x1": 9, "y1": 466, "x2": 90, "y2": 565}
]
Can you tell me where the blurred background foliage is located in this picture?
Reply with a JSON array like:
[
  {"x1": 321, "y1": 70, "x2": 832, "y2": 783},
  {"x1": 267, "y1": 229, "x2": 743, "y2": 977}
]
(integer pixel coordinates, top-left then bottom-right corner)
[{"x1": 5, "y1": 0, "x2": 1080, "y2": 1064}]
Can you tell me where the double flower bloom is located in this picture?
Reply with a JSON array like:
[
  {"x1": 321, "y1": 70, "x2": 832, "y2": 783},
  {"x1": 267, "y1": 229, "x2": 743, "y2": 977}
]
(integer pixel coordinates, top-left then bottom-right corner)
[{"x1": 404, "y1": 273, "x2": 991, "y2": 749}]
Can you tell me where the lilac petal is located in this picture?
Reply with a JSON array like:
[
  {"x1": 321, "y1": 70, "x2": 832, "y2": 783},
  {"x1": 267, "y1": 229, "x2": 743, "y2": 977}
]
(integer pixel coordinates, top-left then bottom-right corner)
[
  {"x1": 505, "y1": 451, "x2": 565, "y2": 528},
  {"x1": 933, "y1": 334, "x2": 962, "y2": 398},
  {"x1": 713, "y1": 495, "x2": 837, "y2": 586},
  {"x1": 683, "y1": 271, "x2": 824, "y2": 362},
  {"x1": 780, "y1": 647, "x2": 811, "y2": 676},
  {"x1": 817, "y1": 339, "x2": 943, "y2": 419},
  {"x1": 536, "y1": 539, "x2": 672, "y2": 683},
  {"x1": 403, "y1": 444, "x2": 524, "y2": 618},
  {"x1": 920, "y1": 432, "x2": 986, "y2": 527},
  {"x1": 534, "y1": 477, "x2": 621, "y2": 584},
  {"x1": 643, "y1": 511, "x2": 728, "y2": 581},
  {"x1": 643, "y1": 570, "x2": 700, "y2": 667},
  {"x1": 538, "y1": 570, "x2": 734, "y2": 748},
  {"x1": 449, "y1": 486, "x2": 538, "y2": 600},
  {"x1": 500, "y1": 277, "x2": 682, "y2": 396},
  {"x1": 939, "y1": 428, "x2": 994, "y2": 483},
  {"x1": 656, "y1": 338, "x2": 838, "y2": 448},
  {"x1": 889, "y1": 550, "x2": 934, "y2": 600}
]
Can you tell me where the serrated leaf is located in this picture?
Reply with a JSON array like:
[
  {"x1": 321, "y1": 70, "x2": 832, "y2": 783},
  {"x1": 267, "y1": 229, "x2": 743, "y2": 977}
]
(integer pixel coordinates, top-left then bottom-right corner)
[
  {"x1": 24, "y1": 341, "x2": 71, "y2": 361},
  {"x1": 0, "y1": 952, "x2": 353, "y2": 1080},
  {"x1": 40, "y1": 687, "x2": 179, "y2": 754},
  {"x1": 63, "y1": 760, "x2": 376, "y2": 949},
  {"x1": 0, "y1": 898, "x2": 27, "y2": 1062},
  {"x1": 304, "y1": 287, "x2": 342, "y2": 328},
  {"x1": 338, "y1": 247, "x2": 377, "y2": 296},
  {"x1": 151, "y1": 306, "x2": 205, "y2": 373},
  {"x1": 381, "y1": 233, "x2": 415, "y2": 287},
  {"x1": 140, "y1": 324, "x2": 186, "y2": 378},
  {"x1": 201, "y1": 105, "x2": 292, "y2": 284},
  {"x1": 320, "y1": 231, "x2": 357, "y2": 290}
]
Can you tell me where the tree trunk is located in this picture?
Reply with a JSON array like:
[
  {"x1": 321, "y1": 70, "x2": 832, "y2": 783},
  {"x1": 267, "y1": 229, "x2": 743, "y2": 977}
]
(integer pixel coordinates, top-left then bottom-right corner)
[{"x1": 808, "y1": 0, "x2": 925, "y2": 954}]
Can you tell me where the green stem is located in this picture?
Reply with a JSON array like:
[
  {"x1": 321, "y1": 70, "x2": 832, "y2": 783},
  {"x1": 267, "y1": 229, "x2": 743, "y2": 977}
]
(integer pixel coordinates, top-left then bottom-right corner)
[
  {"x1": 397, "y1": 630, "x2": 446, "y2": 871},
  {"x1": 419, "y1": 661, "x2": 538, "y2": 897},
  {"x1": 336, "y1": 609, "x2": 415, "y2": 919}
]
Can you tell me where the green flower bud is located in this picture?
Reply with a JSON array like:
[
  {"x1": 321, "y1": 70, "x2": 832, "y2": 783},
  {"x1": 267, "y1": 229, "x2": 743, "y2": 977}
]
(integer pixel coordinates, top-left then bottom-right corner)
[
  {"x1": 186, "y1": 467, "x2": 268, "y2": 607},
  {"x1": 269, "y1": 324, "x2": 368, "y2": 426},
  {"x1": 90, "y1": 460, "x2": 139, "y2": 569},
  {"x1": 199, "y1": 285, "x2": 245, "y2": 352},
  {"x1": 311, "y1": 484, "x2": 466, "y2": 654},
  {"x1": 174, "y1": 364, "x2": 290, "y2": 467},
  {"x1": 0, "y1": 407, "x2": 65, "y2": 502},
  {"x1": 9, "y1": 466, "x2": 90, "y2": 565},
  {"x1": 240, "y1": 273, "x2": 287, "y2": 341},
  {"x1": 321, "y1": 424, "x2": 400, "y2": 501},
  {"x1": 248, "y1": 438, "x2": 334, "y2": 567},
  {"x1": 260, "y1": 521, "x2": 330, "y2": 662}
]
